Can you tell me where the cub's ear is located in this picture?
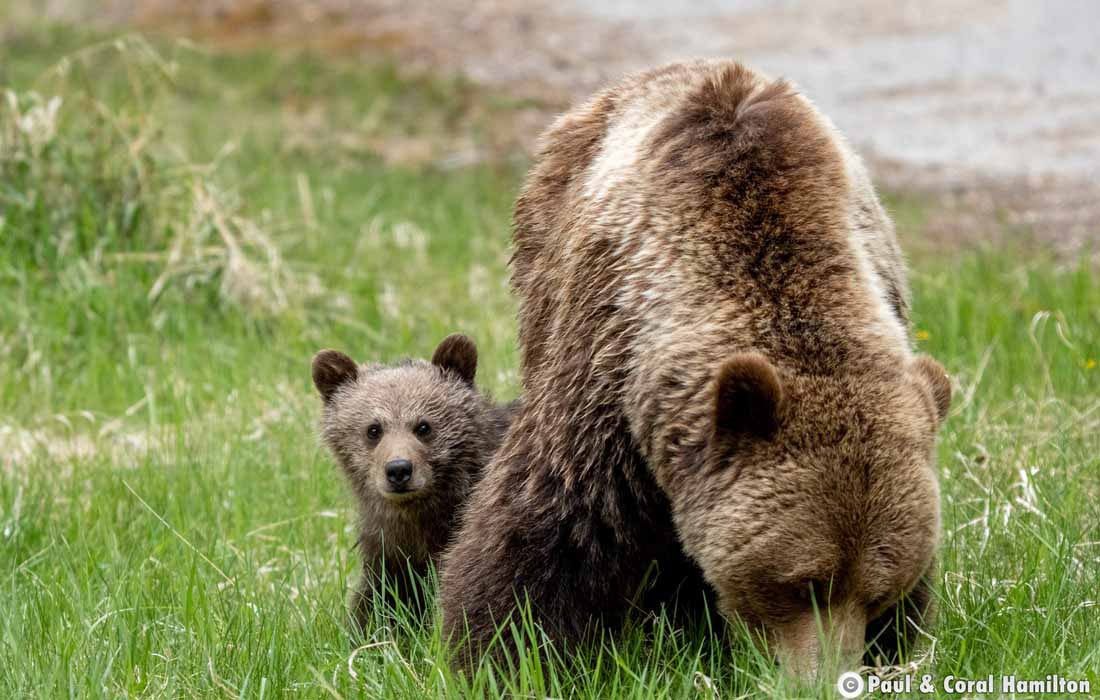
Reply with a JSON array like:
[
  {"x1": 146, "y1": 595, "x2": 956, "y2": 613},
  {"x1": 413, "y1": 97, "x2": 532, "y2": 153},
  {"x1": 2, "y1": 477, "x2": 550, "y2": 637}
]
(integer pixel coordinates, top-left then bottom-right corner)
[
  {"x1": 911, "y1": 356, "x2": 951, "y2": 424},
  {"x1": 432, "y1": 333, "x2": 478, "y2": 386},
  {"x1": 312, "y1": 350, "x2": 358, "y2": 402},
  {"x1": 713, "y1": 353, "x2": 784, "y2": 439}
]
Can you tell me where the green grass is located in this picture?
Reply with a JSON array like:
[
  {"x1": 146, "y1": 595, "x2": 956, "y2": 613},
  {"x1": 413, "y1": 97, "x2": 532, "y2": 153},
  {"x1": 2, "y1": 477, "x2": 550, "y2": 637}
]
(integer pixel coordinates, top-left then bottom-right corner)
[{"x1": 2, "y1": 21, "x2": 1098, "y2": 700}]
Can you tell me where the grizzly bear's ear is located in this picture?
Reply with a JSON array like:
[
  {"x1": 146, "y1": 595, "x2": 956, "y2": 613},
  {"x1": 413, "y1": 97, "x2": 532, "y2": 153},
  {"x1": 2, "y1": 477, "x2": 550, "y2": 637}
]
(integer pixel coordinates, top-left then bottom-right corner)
[
  {"x1": 911, "y1": 356, "x2": 951, "y2": 424},
  {"x1": 713, "y1": 353, "x2": 784, "y2": 439},
  {"x1": 312, "y1": 349, "x2": 359, "y2": 402},
  {"x1": 432, "y1": 333, "x2": 478, "y2": 386}
]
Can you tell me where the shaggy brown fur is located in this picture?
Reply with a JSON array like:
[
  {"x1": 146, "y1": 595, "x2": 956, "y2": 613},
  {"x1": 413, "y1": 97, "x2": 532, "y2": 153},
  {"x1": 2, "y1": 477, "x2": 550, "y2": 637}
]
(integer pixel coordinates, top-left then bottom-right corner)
[
  {"x1": 440, "y1": 61, "x2": 951, "y2": 677},
  {"x1": 312, "y1": 334, "x2": 515, "y2": 629}
]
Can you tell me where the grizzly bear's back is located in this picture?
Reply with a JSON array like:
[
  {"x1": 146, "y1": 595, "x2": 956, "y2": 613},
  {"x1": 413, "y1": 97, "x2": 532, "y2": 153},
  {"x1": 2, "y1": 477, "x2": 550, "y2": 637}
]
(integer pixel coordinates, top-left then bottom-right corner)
[{"x1": 512, "y1": 60, "x2": 912, "y2": 469}]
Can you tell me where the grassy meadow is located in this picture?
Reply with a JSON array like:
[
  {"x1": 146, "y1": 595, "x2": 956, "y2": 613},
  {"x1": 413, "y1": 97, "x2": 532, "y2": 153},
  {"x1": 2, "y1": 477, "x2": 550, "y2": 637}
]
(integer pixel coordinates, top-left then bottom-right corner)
[{"x1": 1, "y1": 21, "x2": 1098, "y2": 699}]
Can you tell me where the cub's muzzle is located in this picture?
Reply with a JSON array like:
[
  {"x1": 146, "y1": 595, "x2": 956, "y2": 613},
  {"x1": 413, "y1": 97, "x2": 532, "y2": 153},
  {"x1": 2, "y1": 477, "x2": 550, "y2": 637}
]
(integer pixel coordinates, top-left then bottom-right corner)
[{"x1": 384, "y1": 458, "x2": 413, "y2": 489}]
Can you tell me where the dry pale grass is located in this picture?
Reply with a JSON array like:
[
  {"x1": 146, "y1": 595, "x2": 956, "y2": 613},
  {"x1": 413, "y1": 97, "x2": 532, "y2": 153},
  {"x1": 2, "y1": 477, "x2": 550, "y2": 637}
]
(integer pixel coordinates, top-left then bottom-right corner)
[{"x1": 2, "y1": 36, "x2": 321, "y2": 319}]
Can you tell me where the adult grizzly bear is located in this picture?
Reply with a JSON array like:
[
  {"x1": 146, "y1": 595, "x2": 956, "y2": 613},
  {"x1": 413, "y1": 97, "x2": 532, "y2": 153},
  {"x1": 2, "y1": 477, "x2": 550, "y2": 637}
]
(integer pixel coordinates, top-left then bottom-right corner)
[{"x1": 440, "y1": 60, "x2": 951, "y2": 678}]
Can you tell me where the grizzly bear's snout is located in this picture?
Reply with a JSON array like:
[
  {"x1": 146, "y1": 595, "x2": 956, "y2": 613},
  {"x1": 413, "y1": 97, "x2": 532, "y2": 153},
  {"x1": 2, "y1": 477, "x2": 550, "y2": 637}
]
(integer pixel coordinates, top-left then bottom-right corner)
[
  {"x1": 772, "y1": 601, "x2": 867, "y2": 680},
  {"x1": 366, "y1": 427, "x2": 434, "y2": 499},
  {"x1": 384, "y1": 458, "x2": 414, "y2": 488}
]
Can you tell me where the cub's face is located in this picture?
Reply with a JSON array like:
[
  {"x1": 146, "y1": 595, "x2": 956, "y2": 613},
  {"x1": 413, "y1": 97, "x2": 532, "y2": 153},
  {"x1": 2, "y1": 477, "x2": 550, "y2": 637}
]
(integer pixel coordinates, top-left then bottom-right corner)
[
  {"x1": 672, "y1": 353, "x2": 951, "y2": 680},
  {"x1": 311, "y1": 335, "x2": 483, "y2": 506}
]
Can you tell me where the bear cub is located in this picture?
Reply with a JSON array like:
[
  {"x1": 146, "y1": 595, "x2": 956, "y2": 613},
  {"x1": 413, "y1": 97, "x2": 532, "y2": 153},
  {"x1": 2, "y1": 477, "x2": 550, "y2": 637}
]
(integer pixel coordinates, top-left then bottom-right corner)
[{"x1": 311, "y1": 334, "x2": 514, "y2": 629}]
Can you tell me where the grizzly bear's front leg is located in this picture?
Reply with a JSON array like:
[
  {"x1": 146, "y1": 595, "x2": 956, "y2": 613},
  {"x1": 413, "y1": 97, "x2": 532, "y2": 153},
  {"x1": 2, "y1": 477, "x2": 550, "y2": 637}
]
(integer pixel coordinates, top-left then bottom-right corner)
[{"x1": 438, "y1": 399, "x2": 708, "y2": 668}]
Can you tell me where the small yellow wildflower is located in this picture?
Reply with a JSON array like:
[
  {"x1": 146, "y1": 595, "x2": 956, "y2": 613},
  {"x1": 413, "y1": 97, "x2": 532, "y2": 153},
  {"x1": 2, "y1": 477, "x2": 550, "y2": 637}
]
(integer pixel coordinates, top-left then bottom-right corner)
[
  {"x1": 915, "y1": 330, "x2": 930, "y2": 341},
  {"x1": 1086, "y1": 359, "x2": 1097, "y2": 370}
]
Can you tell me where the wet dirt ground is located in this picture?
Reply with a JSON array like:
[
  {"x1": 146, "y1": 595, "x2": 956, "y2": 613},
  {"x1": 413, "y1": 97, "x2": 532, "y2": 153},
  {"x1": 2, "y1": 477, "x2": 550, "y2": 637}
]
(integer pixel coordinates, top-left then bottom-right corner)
[{"x1": 95, "y1": 0, "x2": 1100, "y2": 250}]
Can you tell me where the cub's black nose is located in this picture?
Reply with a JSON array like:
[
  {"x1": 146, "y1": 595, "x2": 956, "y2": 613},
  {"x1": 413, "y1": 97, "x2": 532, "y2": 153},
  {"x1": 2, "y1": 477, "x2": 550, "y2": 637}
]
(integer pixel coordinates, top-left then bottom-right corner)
[{"x1": 384, "y1": 459, "x2": 413, "y2": 487}]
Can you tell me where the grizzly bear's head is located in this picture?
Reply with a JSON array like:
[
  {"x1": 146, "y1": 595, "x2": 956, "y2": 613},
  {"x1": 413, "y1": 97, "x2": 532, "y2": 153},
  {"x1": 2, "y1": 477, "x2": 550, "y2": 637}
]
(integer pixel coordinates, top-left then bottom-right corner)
[
  {"x1": 311, "y1": 334, "x2": 488, "y2": 508},
  {"x1": 668, "y1": 352, "x2": 950, "y2": 679}
]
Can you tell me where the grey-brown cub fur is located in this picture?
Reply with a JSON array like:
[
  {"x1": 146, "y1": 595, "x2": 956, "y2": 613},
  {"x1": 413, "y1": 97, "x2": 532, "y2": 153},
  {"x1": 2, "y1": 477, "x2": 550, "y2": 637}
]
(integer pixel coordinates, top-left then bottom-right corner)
[{"x1": 312, "y1": 334, "x2": 515, "y2": 629}]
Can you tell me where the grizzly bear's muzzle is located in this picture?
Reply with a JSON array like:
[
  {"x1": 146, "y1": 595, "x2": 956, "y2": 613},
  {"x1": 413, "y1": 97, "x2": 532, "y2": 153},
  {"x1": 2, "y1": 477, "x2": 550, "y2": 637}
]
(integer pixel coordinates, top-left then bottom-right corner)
[{"x1": 773, "y1": 603, "x2": 866, "y2": 681}]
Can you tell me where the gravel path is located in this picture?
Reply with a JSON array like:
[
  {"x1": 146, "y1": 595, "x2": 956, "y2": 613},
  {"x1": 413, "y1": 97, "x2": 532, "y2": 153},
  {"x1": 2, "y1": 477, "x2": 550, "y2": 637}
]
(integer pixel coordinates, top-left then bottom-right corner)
[{"x1": 104, "y1": 0, "x2": 1100, "y2": 248}]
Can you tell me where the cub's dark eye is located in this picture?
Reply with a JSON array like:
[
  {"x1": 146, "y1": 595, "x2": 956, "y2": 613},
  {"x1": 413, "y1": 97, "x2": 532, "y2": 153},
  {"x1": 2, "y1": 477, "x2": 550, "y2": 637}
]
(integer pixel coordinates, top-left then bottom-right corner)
[
  {"x1": 366, "y1": 424, "x2": 383, "y2": 441},
  {"x1": 414, "y1": 421, "x2": 432, "y2": 438}
]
